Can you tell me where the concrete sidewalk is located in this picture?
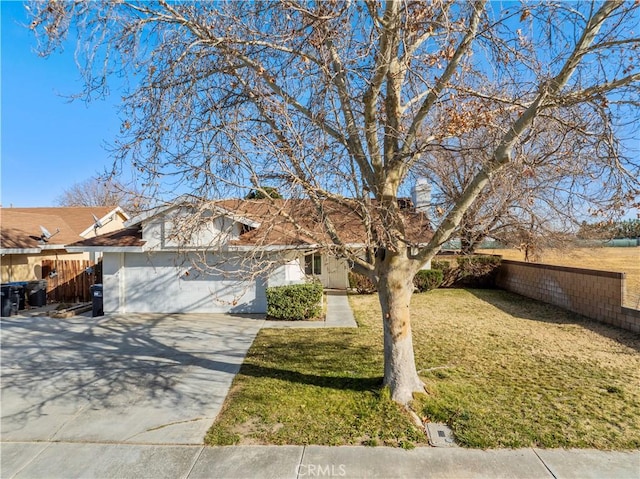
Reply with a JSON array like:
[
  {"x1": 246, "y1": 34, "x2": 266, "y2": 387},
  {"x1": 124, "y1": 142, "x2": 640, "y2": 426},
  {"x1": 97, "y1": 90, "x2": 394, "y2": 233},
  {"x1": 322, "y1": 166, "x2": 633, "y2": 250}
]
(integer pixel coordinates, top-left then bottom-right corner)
[{"x1": 2, "y1": 443, "x2": 638, "y2": 479}]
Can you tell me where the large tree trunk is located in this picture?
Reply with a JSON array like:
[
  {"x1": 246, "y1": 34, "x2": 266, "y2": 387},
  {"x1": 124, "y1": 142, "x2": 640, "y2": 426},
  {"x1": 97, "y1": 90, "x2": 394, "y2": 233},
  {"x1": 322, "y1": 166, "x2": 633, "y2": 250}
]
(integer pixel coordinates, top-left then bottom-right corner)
[{"x1": 377, "y1": 253, "x2": 425, "y2": 405}]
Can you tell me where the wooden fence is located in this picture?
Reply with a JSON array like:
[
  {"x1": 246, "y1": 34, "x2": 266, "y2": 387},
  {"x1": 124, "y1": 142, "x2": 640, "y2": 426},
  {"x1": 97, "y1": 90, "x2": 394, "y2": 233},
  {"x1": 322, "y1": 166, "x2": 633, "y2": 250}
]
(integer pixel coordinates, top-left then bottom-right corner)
[{"x1": 42, "y1": 259, "x2": 102, "y2": 303}]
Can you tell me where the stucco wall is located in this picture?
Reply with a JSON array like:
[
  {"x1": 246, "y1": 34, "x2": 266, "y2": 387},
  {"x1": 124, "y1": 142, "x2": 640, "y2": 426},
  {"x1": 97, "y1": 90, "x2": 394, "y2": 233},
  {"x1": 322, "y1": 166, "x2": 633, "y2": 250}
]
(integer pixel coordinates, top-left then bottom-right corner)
[
  {"x1": 81, "y1": 212, "x2": 128, "y2": 238},
  {"x1": 497, "y1": 260, "x2": 640, "y2": 333},
  {"x1": 1, "y1": 254, "x2": 34, "y2": 282},
  {"x1": 267, "y1": 255, "x2": 306, "y2": 288},
  {"x1": 142, "y1": 208, "x2": 238, "y2": 251},
  {"x1": 1, "y1": 251, "x2": 91, "y2": 282}
]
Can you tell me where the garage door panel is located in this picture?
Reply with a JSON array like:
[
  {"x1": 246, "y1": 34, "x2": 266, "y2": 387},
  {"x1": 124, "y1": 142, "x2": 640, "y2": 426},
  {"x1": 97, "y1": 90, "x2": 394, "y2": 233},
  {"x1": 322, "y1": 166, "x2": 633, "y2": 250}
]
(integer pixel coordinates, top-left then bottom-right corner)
[{"x1": 123, "y1": 252, "x2": 266, "y2": 313}]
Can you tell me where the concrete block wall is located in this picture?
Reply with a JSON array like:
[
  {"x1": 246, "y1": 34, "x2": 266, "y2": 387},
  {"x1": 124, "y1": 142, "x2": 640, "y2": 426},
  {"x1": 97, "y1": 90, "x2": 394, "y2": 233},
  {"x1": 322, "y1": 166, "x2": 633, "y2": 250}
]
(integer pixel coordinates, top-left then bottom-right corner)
[{"x1": 496, "y1": 260, "x2": 640, "y2": 333}]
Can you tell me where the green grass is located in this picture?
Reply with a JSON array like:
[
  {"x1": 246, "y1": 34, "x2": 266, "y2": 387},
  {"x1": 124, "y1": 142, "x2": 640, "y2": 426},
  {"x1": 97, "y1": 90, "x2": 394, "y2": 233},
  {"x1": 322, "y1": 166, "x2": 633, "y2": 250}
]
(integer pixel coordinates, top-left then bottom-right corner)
[
  {"x1": 205, "y1": 320, "x2": 424, "y2": 447},
  {"x1": 206, "y1": 289, "x2": 640, "y2": 449}
]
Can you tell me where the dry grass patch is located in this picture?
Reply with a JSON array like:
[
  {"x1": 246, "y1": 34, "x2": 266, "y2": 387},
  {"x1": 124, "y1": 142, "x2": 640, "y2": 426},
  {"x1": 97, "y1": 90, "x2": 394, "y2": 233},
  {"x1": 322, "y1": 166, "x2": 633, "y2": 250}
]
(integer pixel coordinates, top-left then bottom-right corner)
[
  {"x1": 402, "y1": 289, "x2": 640, "y2": 448},
  {"x1": 480, "y1": 247, "x2": 640, "y2": 308},
  {"x1": 207, "y1": 289, "x2": 640, "y2": 449}
]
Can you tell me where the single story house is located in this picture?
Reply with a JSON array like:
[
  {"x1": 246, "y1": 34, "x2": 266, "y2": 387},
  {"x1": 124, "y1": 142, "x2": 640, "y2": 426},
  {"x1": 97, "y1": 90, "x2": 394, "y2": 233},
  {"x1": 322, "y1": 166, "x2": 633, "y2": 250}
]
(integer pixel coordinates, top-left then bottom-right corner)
[
  {"x1": 67, "y1": 197, "x2": 432, "y2": 314},
  {"x1": 0, "y1": 206, "x2": 129, "y2": 282}
]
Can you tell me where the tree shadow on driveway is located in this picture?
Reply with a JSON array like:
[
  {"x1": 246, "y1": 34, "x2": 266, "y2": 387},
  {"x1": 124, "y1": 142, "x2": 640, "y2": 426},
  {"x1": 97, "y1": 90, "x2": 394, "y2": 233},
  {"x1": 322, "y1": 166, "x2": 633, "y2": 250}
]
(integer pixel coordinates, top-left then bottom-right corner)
[{"x1": 0, "y1": 313, "x2": 260, "y2": 438}]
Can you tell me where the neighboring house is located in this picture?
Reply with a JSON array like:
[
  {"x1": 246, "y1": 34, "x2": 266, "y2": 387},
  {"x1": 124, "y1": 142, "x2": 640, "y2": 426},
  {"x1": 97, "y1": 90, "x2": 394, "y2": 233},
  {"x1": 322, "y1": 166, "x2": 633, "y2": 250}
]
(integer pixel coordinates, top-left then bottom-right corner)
[
  {"x1": 67, "y1": 197, "x2": 432, "y2": 314},
  {"x1": 0, "y1": 206, "x2": 130, "y2": 282}
]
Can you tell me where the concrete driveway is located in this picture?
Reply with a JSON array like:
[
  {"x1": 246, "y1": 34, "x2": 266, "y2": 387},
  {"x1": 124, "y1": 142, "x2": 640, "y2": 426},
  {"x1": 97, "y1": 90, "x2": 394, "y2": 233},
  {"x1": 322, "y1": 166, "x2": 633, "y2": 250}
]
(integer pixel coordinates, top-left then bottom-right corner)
[{"x1": 1, "y1": 312, "x2": 263, "y2": 445}]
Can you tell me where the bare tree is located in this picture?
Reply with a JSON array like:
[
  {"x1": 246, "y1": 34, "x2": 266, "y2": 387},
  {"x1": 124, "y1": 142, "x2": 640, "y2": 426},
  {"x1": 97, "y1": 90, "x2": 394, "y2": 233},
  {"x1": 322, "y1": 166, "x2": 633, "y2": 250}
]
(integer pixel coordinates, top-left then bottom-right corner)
[
  {"x1": 421, "y1": 98, "x2": 633, "y2": 254},
  {"x1": 29, "y1": 1, "x2": 640, "y2": 405},
  {"x1": 56, "y1": 176, "x2": 147, "y2": 215}
]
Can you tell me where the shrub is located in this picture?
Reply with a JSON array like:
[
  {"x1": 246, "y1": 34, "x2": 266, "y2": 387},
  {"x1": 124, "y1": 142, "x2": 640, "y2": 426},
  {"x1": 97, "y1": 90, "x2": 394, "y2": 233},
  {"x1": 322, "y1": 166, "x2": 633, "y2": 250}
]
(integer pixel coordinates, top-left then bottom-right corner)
[
  {"x1": 431, "y1": 255, "x2": 501, "y2": 288},
  {"x1": 266, "y1": 281, "x2": 323, "y2": 320},
  {"x1": 455, "y1": 255, "x2": 501, "y2": 288},
  {"x1": 431, "y1": 259, "x2": 457, "y2": 287},
  {"x1": 348, "y1": 271, "x2": 377, "y2": 294},
  {"x1": 413, "y1": 269, "x2": 443, "y2": 292}
]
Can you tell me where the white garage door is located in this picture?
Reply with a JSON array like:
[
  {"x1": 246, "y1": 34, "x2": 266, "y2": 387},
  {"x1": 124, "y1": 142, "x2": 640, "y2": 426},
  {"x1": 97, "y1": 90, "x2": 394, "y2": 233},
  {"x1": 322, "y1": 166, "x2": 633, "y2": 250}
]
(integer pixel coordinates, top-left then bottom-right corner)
[{"x1": 120, "y1": 252, "x2": 267, "y2": 313}]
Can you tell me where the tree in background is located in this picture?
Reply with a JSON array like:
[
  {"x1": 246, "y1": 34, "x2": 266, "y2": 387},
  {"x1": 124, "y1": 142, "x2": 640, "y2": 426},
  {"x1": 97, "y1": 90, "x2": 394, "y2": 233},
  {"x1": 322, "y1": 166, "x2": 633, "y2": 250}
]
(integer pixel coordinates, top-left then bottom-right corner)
[
  {"x1": 578, "y1": 219, "x2": 640, "y2": 240},
  {"x1": 420, "y1": 99, "x2": 632, "y2": 254},
  {"x1": 56, "y1": 177, "x2": 146, "y2": 216},
  {"x1": 245, "y1": 187, "x2": 283, "y2": 200},
  {"x1": 616, "y1": 219, "x2": 640, "y2": 239},
  {"x1": 29, "y1": 1, "x2": 640, "y2": 404}
]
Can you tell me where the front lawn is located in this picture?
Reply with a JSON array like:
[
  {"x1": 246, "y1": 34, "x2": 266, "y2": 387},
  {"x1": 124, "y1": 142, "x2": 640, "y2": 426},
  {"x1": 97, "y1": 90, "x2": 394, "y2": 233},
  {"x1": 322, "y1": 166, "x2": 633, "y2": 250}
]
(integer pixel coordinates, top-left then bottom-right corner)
[{"x1": 205, "y1": 289, "x2": 640, "y2": 449}]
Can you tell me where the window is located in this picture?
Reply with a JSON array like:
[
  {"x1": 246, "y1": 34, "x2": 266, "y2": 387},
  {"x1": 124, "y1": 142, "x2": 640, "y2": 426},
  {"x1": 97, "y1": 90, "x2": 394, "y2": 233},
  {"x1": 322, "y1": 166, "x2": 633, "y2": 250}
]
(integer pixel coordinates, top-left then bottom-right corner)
[
  {"x1": 304, "y1": 253, "x2": 322, "y2": 275},
  {"x1": 240, "y1": 223, "x2": 254, "y2": 235}
]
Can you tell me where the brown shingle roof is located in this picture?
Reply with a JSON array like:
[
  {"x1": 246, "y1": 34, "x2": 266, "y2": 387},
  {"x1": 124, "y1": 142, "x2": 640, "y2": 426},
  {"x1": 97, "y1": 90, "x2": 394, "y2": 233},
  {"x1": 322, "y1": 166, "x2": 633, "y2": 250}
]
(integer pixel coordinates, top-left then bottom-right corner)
[
  {"x1": 67, "y1": 226, "x2": 144, "y2": 248},
  {"x1": 67, "y1": 199, "x2": 432, "y2": 249},
  {"x1": 6, "y1": 207, "x2": 118, "y2": 234},
  {"x1": 217, "y1": 199, "x2": 432, "y2": 247},
  {"x1": 0, "y1": 207, "x2": 119, "y2": 250}
]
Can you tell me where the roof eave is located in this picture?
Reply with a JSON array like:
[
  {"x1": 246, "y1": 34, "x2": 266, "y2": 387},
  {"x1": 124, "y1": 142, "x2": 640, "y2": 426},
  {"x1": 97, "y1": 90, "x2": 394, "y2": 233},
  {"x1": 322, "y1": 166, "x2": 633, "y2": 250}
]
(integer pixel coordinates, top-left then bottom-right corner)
[
  {"x1": 39, "y1": 244, "x2": 69, "y2": 250},
  {"x1": 65, "y1": 246, "x2": 145, "y2": 253},
  {"x1": 226, "y1": 242, "x2": 367, "y2": 252},
  {"x1": 124, "y1": 198, "x2": 262, "y2": 229},
  {"x1": 0, "y1": 248, "x2": 42, "y2": 254}
]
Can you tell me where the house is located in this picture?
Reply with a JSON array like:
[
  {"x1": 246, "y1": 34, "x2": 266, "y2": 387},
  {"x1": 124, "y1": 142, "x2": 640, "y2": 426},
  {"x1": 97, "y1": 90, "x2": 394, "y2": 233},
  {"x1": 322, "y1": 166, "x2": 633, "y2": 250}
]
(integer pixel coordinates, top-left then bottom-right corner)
[
  {"x1": 66, "y1": 197, "x2": 432, "y2": 314},
  {"x1": 0, "y1": 206, "x2": 130, "y2": 282}
]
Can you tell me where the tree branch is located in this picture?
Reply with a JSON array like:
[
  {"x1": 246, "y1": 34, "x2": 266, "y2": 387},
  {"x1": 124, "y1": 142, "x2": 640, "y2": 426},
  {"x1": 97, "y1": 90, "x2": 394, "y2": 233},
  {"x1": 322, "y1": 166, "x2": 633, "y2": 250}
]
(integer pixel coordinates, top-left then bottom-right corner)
[
  {"x1": 414, "y1": 0, "x2": 627, "y2": 265},
  {"x1": 395, "y1": 1, "x2": 486, "y2": 174}
]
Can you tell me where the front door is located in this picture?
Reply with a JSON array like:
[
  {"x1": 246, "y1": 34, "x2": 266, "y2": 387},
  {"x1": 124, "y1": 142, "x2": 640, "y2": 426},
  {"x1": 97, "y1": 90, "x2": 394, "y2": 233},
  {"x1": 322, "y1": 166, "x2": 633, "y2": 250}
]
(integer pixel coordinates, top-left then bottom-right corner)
[{"x1": 304, "y1": 253, "x2": 348, "y2": 289}]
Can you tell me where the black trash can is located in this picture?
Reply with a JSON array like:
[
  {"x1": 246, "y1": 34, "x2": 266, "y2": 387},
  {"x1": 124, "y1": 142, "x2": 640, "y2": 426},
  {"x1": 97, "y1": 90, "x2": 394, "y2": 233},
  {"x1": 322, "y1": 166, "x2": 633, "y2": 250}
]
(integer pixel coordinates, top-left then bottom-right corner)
[
  {"x1": 7, "y1": 282, "x2": 27, "y2": 310},
  {"x1": 12, "y1": 287, "x2": 21, "y2": 313},
  {"x1": 1, "y1": 284, "x2": 22, "y2": 314},
  {"x1": 90, "y1": 284, "x2": 104, "y2": 317},
  {"x1": 26, "y1": 280, "x2": 47, "y2": 307},
  {"x1": 1, "y1": 285, "x2": 12, "y2": 317}
]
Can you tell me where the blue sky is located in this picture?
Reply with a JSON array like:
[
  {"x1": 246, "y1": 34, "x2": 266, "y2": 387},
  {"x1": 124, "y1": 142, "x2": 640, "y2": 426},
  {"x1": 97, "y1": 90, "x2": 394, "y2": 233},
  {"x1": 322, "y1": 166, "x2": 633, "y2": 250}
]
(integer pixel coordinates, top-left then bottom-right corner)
[
  {"x1": 1, "y1": 1, "x2": 122, "y2": 207},
  {"x1": 1, "y1": 1, "x2": 637, "y2": 219}
]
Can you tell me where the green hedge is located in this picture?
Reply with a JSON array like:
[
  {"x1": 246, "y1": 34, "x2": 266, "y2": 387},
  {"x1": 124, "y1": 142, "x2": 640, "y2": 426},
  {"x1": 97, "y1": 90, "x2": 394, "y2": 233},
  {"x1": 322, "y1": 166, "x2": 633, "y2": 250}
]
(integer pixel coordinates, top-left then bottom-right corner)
[
  {"x1": 266, "y1": 282, "x2": 323, "y2": 320},
  {"x1": 413, "y1": 269, "x2": 443, "y2": 292},
  {"x1": 431, "y1": 259, "x2": 456, "y2": 287},
  {"x1": 456, "y1": 255, "x2": 501, "y2": 287},
  {"x1": 432, "y1": 255, "x2": 501, "y2": 288}
]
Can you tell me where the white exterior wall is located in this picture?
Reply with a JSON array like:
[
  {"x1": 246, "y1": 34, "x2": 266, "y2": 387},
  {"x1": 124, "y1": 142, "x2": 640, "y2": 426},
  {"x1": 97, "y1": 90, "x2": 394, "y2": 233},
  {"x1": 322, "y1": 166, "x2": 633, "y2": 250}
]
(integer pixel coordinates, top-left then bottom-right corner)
[
  {"x1": 102, "y1": 252, "x2": 122, "y2": 314},
  {"x1": 141, "y1": 219, "x2": 163, "y2": 251},
  {"x1": 141, "y1": 208, "x2": 238, "y2": 251},
  {"x1": 420, "y1": 259, "x2": 432, "y2": 270},
  {"x1": 267, "y1": 255, "x2": 306, "y2": 287},
  {"x1": 163, "y1": 213, "x2": 237, "y2": 249}
]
